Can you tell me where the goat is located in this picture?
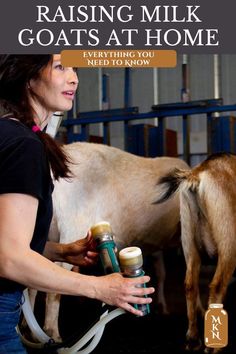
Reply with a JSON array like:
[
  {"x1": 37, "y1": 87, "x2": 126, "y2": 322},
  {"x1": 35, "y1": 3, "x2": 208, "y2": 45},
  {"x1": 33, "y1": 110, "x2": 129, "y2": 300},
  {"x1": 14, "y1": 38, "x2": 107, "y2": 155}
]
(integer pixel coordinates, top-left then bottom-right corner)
[
  {"x1": 30, "y1": 142, "x2": 189, "y2": 341},
  {"x1": 156, "y1": 152, "x2": 236, "y2": 352}
]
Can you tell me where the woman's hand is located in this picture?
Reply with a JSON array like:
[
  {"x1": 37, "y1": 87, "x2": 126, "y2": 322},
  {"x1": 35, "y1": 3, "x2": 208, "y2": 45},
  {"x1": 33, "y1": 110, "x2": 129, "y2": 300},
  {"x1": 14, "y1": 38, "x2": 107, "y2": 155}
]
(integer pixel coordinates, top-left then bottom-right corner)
[
  {"x1": 61, "y1": 231, "x2": 98, "y2": 267},
  {"x1": 93, "y1": 273, "x2": 155, "y2": 316},
  {"x1": 44, "y1": 231, "x2": 98, "y2": 267}
]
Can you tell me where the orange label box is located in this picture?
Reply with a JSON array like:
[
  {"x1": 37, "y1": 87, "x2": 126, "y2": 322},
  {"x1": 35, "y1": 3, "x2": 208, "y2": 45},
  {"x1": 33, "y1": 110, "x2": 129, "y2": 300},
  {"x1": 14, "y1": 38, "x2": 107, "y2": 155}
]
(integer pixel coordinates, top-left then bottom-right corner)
[{"x1": 61, "y1": 50, "x2": 176, "y2": 68}]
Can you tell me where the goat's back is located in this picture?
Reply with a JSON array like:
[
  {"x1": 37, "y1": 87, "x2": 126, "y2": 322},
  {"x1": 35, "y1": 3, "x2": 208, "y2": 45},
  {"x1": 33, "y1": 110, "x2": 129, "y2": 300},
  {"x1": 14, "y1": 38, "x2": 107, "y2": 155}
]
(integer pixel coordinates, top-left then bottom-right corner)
[{"x1": 51, "y1": 142, "x2": 188, "y2": 250}]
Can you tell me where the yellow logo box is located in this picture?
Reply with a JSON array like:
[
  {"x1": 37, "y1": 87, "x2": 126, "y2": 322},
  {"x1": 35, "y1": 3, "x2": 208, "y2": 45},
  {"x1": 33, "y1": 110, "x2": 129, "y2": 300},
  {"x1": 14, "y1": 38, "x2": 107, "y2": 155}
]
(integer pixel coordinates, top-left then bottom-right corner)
[{"x1": 61, "y1": 50, "x2": 176, "y2": 68}]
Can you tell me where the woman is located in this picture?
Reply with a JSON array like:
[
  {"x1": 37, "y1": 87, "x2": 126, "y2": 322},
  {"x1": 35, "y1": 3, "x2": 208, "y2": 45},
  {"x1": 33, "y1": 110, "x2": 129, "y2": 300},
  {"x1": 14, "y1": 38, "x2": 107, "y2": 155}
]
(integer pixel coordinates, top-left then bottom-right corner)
[{"x1": 0, "y1": 54, "x2": 154, "y2": 353}]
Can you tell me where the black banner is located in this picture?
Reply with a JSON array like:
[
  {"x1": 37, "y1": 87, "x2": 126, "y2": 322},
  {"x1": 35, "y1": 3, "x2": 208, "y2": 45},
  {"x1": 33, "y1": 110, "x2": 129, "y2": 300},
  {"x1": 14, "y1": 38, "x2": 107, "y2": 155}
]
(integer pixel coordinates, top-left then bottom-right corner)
[{"x1": 0, "y1": 0, "x2": 234, "y2": 53}]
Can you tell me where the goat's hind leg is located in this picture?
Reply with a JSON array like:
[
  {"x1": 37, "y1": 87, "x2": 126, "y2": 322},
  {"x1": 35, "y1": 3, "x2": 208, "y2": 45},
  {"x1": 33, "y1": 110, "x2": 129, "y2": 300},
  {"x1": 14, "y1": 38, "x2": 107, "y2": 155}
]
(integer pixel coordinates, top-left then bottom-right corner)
[
  {"x1": 208, "y1": 249, "x2": 236, "y2": 304},
  {"x1": 181, "y1": 190, "x2": 203, "y2": 351},
  {"x1": 184, "y1": 251, "x2": 202, "y2": 351},
  {"x1": 204, "y1": 249, "x2": 236, "y2": 354}
]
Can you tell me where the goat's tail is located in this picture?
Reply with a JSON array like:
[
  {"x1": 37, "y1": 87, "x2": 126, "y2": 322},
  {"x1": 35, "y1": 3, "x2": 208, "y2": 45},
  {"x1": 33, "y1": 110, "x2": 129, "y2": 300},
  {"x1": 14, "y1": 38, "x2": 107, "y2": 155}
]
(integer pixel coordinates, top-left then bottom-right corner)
[{"x1": 155, "y1": 167, "x2": 200, "y2": 204}]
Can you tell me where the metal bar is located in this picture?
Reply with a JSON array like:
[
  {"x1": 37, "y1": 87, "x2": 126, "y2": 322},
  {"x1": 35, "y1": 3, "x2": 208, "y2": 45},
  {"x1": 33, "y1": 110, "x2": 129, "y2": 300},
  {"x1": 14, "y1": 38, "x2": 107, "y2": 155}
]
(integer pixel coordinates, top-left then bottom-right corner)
[
  {"x1": 124, "y1": 68, "x2": 131, "y2": 108},
  {"x1": 182, "y1": 115, "x2": 190, "y2": 164},
  {"x1": 102, "y1": 73, "x2": 110, "y2": 110},
  {"x1": 97, "y1": 68, "x2": 103, "y2": 136},
  {"x1": 63, "y1": 104, "x2": 236, "y2": 127},
  {"x1": 207, "y1": 113, "x2": 213, "y2": 155},
  {"x1": 181, "y1": 55, "x2": 190, "y2": 164},
  {"x1": 81, "y1": 124, "x2": 89, "y2": 141},
  {"x1": 101, "y1": 73, "x2": 110, "y2": 141},
  {"x1": 67, "y1": 127, "x2": 74, "y2": 144},
  {"x1": 124, "y1": 69, "x2": 132, "y2": 151},
  {"x1": 124, "y1": 120, "x2": 130, "y2": 151},
  {"x1": 103, "y1": 122, "x2": 110, "y2": 145},
  {"x1": 213, "y1": 55, "x2": 221, "y2": 119},
  {"x1": 157, "y1": 117, "x2": 166, "y2": 156},
  {"x1": 69, "y1": 107, "x2": 138, "y2": 120},
  {"x1": 153, "y1": 68, "x2": 159, "y2": 126},
  {"x1": 152, "y1": 98, "x2": 223, "y2": 111}
]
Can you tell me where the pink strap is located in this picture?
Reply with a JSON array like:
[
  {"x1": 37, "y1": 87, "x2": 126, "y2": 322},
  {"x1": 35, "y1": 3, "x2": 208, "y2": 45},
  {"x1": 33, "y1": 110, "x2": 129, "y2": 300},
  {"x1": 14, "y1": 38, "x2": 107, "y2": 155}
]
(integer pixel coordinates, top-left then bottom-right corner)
[{"x1": 32, "y1": 125, "x2": 41, "y2": 133}]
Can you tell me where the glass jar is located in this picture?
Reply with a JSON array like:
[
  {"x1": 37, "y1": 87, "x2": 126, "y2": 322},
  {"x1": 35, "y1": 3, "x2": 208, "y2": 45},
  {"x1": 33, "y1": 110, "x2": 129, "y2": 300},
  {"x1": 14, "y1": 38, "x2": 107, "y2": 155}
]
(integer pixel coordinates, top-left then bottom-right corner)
[{"x1": 204, "y1": 303, "x2": 228, "y2": 348}]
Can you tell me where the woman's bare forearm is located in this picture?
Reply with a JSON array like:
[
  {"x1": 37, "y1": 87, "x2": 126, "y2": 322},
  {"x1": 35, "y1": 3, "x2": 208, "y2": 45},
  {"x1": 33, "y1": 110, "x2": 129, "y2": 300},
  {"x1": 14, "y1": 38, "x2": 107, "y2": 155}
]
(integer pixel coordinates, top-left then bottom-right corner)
[
  {"x1": 0, "y1": 246, "x2": 97, "y2": 297},
  {"x1": 0, "y1": 247, "x2": 154, "y2": 316}
]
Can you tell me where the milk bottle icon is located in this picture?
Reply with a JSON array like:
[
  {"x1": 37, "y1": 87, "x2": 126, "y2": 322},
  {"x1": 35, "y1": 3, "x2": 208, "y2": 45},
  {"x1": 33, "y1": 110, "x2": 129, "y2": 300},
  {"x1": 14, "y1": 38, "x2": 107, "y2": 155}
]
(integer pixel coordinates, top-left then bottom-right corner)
[{"x1": 204, "y1": 304, "x2": 228, "y2": 348}]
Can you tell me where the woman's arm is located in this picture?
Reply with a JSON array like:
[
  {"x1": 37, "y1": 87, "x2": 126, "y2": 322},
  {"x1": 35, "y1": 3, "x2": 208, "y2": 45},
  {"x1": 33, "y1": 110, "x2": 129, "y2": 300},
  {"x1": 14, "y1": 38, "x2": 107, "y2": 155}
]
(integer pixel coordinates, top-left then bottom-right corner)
[{"x1": 0, "y1": 193, "x2": 154, "y2": 316}]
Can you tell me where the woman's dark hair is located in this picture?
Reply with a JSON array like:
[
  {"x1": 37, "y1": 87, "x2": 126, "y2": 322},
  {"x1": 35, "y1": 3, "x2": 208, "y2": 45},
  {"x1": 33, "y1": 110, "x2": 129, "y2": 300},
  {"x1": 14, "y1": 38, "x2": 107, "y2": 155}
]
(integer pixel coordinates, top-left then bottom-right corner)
[{"x1": 0, "y1": 55, "x2": 71, "y2": 180}]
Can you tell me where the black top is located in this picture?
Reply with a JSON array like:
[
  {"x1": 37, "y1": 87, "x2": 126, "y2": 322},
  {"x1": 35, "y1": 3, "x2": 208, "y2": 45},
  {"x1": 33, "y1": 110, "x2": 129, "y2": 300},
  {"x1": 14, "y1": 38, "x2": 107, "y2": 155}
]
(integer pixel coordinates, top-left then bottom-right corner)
[{"x1": 0, "y1": 118, "x2": 53, "y2": 292}]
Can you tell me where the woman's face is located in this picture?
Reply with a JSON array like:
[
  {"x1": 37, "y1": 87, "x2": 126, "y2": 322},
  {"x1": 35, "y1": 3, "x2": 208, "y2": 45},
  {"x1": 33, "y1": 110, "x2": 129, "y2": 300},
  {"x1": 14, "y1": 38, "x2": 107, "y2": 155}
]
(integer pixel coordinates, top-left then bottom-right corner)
[{"x1": 29, "y1": 54, "x2": 78, "y2": 125}]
